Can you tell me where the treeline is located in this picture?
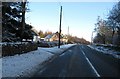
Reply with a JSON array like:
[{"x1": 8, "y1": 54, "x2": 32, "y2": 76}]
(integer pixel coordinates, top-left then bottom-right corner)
[
  {"x1": 2, "y1": 1, "x2": 35, "y2": 42},
  {"x1": 67, "y1": 35, "x2": 90, "y2": 44},
  {"x1": 1, "y1": 1, "x2": 39, "y2": 56},
  {"x1": 38, "y1": 30, "x2": 53, "y2": 38},
  {"x1": 93, "y1": 2, "x2": 120, "y2": 46},
  {"x1": 38, "y1": 30, "x2": 90, "y2": 44}
]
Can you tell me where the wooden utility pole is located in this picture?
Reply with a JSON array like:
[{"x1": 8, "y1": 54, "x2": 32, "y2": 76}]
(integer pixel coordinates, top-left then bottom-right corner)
[
  {"x1": 58, "y1": 6, "x2": 62, "y2": 48},
  {"x1": 68, "y1": 26, "x2": 69, "y2": 35}
]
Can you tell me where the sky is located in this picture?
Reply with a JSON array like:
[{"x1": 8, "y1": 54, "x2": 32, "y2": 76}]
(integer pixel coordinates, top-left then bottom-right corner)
[{"x1": 25, "y1": 2, "x2": 117, "y2": 42}]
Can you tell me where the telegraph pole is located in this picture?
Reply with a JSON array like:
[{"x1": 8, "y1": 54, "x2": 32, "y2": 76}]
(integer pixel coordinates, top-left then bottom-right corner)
[
  {"x1": 58, "y1": 6, "x2": 62, "y2": 48},
  {"x1": 68, "y1": 26, "x2": 69, "y2": 35}
]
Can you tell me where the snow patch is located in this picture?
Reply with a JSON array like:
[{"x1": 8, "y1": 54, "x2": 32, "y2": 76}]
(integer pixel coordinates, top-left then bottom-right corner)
[
  {"x1": 2, "y1": 44, "x2": 75, "y2": 77},
  {"x1": 88, "y1": 45, "x2": 120, "y2": 59},
  {"x1": 39, "y1": 44, "x2": 75, "y2": 54},
  {"x1": 2, "y1": 49, "x2": 54, "y2": 77},
  {"x1": 0, "y1": 59, "x2": 2, "y2": 79}
]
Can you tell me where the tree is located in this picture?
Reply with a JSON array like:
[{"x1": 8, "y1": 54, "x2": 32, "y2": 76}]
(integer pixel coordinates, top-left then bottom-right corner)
[
  {"x1": 93, "y1": 16, "x2": 113, "y2": 44},
  {"x1": 67, "y1": 35, "x2": 90, "y2": 44},
  {"x1": 107, "y1": 2, "x2": 120, "y2": 45},
  {"x1": 21, "y1": 0, "x2": 27, "y2": 40},
  {"x1": 93, "y1": 33, "x2": 106, "y2": 44},
  {"x1": 2, "y1": 1, "x2": 34, "y2": 42},
  {"x1": 44, "y1": 31, "x2": 53, "y2": 37},
  {"x1": 2, "y1": 2, "x2": 22, "y2": 42},
  {"x1": 38, "y1": 30, "x2": 44, "y2": 38},
  {"x1": 93, "y1": 2, "x2": 120, "y2": 45},
  {"x1": 22, "y1": 24, "x2": 33, "y2": 40}
]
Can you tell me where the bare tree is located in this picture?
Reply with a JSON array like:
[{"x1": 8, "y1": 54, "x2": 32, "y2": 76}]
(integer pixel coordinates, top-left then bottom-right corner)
[{"x1": 107, "y1": 2, "x2": 120, "y2": 45}]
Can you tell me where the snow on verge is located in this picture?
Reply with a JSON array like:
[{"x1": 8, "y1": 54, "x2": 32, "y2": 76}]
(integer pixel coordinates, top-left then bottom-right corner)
[
  {"x1": 2, "y1": 44, "x2": 75, "y2": 77},
  {"x1": 39, "y1": 44, "x2": 75, "y2": 55},
  {"x1": 2, "y1": 49, "x2": 54, "y2": 77},
  {"x1": 0, "y1": 45, "x2": 2, "y2": 79},
  {"x1": 0, "y1": 59, "x2": 2, "y2": 79},
  {"x1": 88, "y1": 45, "x2": 120, "y2": 59}
]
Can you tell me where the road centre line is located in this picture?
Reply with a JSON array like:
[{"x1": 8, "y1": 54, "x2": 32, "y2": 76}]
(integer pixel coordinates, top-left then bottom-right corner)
[{"x1": 80, "y1": 46, "x2": 100, "y2": 77}]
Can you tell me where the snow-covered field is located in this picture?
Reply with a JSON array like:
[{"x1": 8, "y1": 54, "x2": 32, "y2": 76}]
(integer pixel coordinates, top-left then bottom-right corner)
[
  {"x1": 88, "y1": 45, "x2": 120, "y2": 59},
  {"x1": 1, "y1": 44, "x2": 75, "y2": 77}
]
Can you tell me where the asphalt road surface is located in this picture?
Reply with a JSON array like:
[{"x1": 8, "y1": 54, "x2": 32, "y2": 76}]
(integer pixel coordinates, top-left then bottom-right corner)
[{"x1": 33, "y1": 45, "x2": 120, "y2": 77}]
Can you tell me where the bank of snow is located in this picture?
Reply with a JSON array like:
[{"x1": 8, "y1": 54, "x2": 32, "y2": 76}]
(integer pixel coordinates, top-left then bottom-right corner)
[
  {"x1": 39, "y1": 44, "x2": 75, "y2": 55},
  {"x1": 88, "y1": 45, "x2": 120, "y2": 59},
  {"x1": 2, "y1": 44, "x2": 75, "y2": 77},
  {"x1": 2, "y1": 49, "x2": 54, "y2": 77}
]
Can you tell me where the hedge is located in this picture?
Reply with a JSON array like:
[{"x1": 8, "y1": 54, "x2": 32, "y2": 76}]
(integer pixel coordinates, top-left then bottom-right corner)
[
  {"x1": 38, "y1": 41, "x2": 64, "y2": 47},
  {"x1": 2, "y1": 42, "x2": 38, "y2": 57}
]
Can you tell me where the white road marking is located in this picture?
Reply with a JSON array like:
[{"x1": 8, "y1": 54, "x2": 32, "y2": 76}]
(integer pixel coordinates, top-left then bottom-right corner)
[
  {"x1": 60, "y1": 50, "x2": 72, "y2": 57},
  {"x1": 80, "y1": 46, "x2": 100, "y2": 77},
  {"x1": 60, "y1": 53, "x2": 66, "y2": 56},
  {"x1": 68, "y1": 50, "x2": 72, "y2": 52},
  {"x1": 37, "y1": 67, "x2": 47, "y2": 75}
]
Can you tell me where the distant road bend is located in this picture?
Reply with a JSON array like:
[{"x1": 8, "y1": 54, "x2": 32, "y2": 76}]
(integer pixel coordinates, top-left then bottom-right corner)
[{"x1": 34, "y1": 44, "x2": 120, "y2": 77}]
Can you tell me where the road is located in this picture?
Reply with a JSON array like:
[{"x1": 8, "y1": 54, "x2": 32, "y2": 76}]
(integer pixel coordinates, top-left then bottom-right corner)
[{"x1": 33, "y1": 45, "x2": 120, "y2": 77}]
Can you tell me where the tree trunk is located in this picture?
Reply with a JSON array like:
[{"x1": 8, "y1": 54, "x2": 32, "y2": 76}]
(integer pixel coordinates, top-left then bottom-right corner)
[
  {"x1": 21, "y1": 1, "x2": 26, "y2": 41},
  {"x1": 117, "y1": 27, "x2": 120, "y2": 35},
  {"x1": 112, "y1": 28, "x2": 115, "y2": 44},
  {"x1": 116, "y1": 27, "x2": 120, "y2": 46},
  {"x1": 103, "y1": 34, "x2": 106, "y2": 44}
]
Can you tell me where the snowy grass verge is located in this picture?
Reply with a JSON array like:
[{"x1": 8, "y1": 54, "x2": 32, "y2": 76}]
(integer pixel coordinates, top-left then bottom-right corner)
[
  {"x1": 39, "y1": 44, "x2": 76, "y2": 55},
  {"x1": 2, "y1": 49, "x2": 54, "y2": 77},
  {"x1": 0, "y1": 45, "x2": 1, "y2": 78},
  {"x1": 88, "y1": 45, "x2": 120, "y2": 59},
  {"x1": 1, "y1": 44, "x2": 75, "y2": 77}
]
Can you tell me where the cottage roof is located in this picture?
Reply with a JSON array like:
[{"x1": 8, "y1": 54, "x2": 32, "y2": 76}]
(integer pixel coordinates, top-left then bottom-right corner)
[
  {"x1": 44, "y1": 34, "x2": 53, "y2": 39},
  {"x1": 44, "y1": 32, "x2": 64, "y2": 39}
]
